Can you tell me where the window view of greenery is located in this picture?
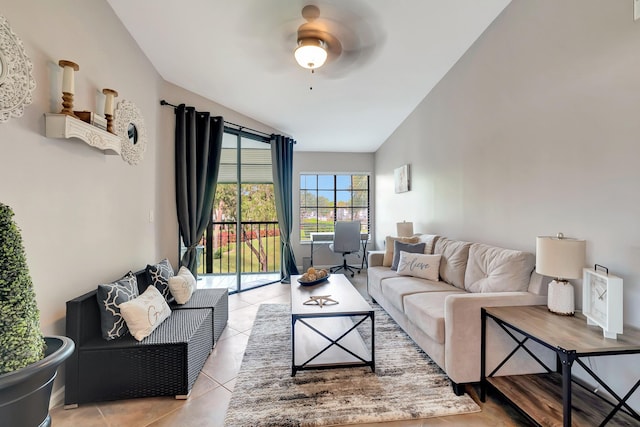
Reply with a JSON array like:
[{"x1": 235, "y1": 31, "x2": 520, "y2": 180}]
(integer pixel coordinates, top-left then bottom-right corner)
[
  {"x1": 206, "y1": 183, "x2": 280, "y2": 275},
  {"x1": 300, "y1": 174, "x2": 369, "y2": 242},
  {"x1": 198, "y1": 135, "x2": 280, "y2": 277}
]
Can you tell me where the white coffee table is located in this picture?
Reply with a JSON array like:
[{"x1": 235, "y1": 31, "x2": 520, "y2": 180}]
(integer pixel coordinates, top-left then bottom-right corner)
[{"x1": 290, "y1": 273, "x2": 375, "y2": 376}]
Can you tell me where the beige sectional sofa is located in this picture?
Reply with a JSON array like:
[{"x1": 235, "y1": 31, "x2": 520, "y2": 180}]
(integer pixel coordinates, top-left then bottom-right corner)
[{"x1": 367, "y1": 234, "x2": 553, "y2": 395}]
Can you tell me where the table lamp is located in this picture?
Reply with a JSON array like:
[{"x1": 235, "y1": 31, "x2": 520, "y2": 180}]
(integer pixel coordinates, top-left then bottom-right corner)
[
  {"x1": 536, "y1": 233, "x2": 586, "y2": 315},
  {"x1": 396, "y1": 221, "x2": 414, "y2": 237}
]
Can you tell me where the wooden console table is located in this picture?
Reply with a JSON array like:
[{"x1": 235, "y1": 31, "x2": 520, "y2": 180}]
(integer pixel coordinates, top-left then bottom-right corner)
[{"x1": 480, "y1": 305, "x2": 640, "y2": 426}]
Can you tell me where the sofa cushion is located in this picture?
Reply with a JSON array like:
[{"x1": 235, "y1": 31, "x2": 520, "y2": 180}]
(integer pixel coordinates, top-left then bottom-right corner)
[
  {"x1": 434, "y1": 238, "x2": 472, "y2": 289},
  {"x1": 464, "y1": 243, "x2": 535, "y2": 293},
  {"x1": 120, "y1": 285, "x2": 172, "y2": 341},
  {"x1": 367, "y1": 266, "x2": 400, "y2": 297},
  {"x1": 383, "y1": 236, "x2": 419, "y2": 267},
  {"x1": 397, "y1": 252, "x2": 442, "y2": 281},
  {"x1": 96, "y1": 272, "x2": 139, "y2": 340},
  {"x1": 391, "y1": 241, "x2": 426, "y2": 270},
  {"x1": 380, "y1": 276, "x2": 457, "y2": 313},
  {"x1": 403, "y1": 291, "x2": 465, "y2": 344}
]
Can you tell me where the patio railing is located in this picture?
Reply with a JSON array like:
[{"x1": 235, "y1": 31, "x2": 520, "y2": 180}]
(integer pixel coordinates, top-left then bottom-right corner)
[{"x1": 198, "y1": 221, "x2": 281, "y2": 275}]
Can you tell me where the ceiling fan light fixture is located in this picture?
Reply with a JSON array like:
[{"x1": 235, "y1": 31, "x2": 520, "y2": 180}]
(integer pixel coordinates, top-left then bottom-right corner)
[{"x1": 294, "y1": 38, "x2": 328, "y2": 70}]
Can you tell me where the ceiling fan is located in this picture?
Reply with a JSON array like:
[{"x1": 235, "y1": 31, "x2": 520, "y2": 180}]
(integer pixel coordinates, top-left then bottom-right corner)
[
  {"x1": 293, "y1": 5, "x2": 342, "y2": 70},
  {"x1": 242, "y1": 1, "x2": 384, "y2": 79},
  {"x1": 290, "y1": 3, "x2": 384, "y2": 77}
]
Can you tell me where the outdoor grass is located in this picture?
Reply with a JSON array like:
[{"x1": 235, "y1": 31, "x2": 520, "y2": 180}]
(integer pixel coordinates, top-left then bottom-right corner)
[{"x1": 199, "y1": 235, "x2": 282, "y2": 275}]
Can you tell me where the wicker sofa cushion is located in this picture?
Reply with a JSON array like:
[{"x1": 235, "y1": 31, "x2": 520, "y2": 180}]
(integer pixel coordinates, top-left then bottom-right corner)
[{"x1": 96, "y1": 272, "x2": 139, "y2": 340}]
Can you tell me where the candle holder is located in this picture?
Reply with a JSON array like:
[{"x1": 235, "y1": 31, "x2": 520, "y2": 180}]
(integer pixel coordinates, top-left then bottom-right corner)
[
  {"x1": 102, "y1": 88, "x2": 118, "y2": 134},
  {"x1": 58, "y1": 60, "x2": 79, "y2": 116}
]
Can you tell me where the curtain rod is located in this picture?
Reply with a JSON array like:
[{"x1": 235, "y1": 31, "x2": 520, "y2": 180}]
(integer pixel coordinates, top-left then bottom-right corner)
[{"x1": 160, "y1": 99, "x2": 274, "y2": 138}]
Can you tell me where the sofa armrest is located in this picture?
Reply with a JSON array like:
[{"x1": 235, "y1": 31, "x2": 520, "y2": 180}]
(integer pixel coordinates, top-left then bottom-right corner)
[
  {"x1": 444, "y1": 292, "x2": 548, "y2": 384},
  {"x1": 368, "y1": 250, "x2": 385, "y2": 267}
]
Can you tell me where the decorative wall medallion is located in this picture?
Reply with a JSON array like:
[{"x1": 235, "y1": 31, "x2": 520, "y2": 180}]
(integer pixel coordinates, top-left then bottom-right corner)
[
  {"x1": 114, "y1": 99, "x2": 147, "y2": 165},
  {"x1": 0, "y1": 15, "x2": 36, "y2": 123}
]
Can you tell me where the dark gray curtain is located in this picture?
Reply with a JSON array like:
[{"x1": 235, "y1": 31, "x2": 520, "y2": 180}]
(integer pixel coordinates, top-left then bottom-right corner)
[
  {"x1": 271, "y1": 134, "x2": 299, "y2": 283},
  {"x1": 175, "y1": 104, "x2": 223, "y2": 276}
]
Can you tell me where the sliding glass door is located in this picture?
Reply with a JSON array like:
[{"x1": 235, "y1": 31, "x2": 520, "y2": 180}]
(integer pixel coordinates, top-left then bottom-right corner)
[{"x1": 201, "y1": 129, "x2": 280, "y2": 293}]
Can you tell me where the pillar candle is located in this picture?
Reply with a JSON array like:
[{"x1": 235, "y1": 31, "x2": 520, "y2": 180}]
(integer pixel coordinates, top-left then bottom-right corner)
[
  {"x1": 62, "y1": 65, "x2": 74, "y2": 94},
  {"x1": 58, "y1": 60, "x2": 79, "y2": 94},
  {"x1": 102, "y1": 89, "x2": 118, "y2": 116},
  {"x1": 104, "y1": 93, "x2": 114, "y2": 115}
]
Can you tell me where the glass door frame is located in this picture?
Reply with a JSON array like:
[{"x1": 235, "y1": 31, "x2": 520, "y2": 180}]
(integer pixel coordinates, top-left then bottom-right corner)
[{"x1": 222, "y1": 126, "x2": 277, "y2": 293}]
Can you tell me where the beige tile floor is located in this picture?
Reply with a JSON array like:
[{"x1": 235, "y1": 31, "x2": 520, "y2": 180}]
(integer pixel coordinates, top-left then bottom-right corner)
[{"x1": 50, "y1": 275, "x2": 528, "y2": 427}]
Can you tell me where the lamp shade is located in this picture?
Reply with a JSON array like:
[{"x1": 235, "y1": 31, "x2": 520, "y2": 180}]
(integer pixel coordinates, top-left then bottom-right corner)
[
  {"x1": 396, "y1": 221, "x2": 414, "y2": 237},
  {"x1": 294, "y1": 38, "x2": 327, "y2": 69},
  {"x1": 536, "y1": 234, "x2": 585, "y2": 280}
]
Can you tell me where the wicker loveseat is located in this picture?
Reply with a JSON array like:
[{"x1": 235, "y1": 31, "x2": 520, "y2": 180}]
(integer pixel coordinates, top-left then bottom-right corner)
[{"x1": 64, "y1": 269, "x2": 228, "y2": 407}]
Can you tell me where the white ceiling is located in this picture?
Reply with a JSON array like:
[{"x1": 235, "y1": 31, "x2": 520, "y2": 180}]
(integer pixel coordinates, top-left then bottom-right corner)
[{"x1": 107, "y1": 0, "x2": 511, "y2": 152}]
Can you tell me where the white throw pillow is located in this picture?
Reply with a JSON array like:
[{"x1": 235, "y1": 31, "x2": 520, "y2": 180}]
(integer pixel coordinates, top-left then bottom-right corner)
[
  {"x1": 396, "y1": 252, "x2": 442, "y2": 282},
  {"x1": 120, "y1": 285, "x2": 171, "y2": 341},
  {"x1": 168, "y1": 266, "x2": 196, "y2": 304}
]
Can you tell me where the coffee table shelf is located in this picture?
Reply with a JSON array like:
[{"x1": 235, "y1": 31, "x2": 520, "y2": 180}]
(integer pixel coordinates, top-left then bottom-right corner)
[
  {"x1": 294, "y1": 317, "x2": 371, "y2": 367},
  {"x1": 290, "y1": 274, "x2": 375, "y2": 376}
]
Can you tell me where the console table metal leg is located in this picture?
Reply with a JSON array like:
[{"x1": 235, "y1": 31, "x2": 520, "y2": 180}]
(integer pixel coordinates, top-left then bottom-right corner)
[
  {"x1": 291, "y1": 316, "x2": 297, "y2": 376},
  {"x1": 480, "y1": 308, "x2": 487, "y2": 402},
  {"x1": 559, "y1": 349, "x2": 576, "y2": 427},
  {"x1": 370, "y1": 310, "x2": 375, "y2": 372}
]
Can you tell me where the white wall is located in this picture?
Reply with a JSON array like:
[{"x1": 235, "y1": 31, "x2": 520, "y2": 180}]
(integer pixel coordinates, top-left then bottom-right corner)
[
  {"x1": 0, "y1": 0, "x2": 282, "y2": 404},
  {"x1": 375, "y1": 0, "x2": 640, "y2": 408},
  {"x1": 293, "y1": 151, "x2": 375, "y2": 269},
  {"x1": 0, "y1": 0, "x2": 283, "y2": 336},
  {"x1": 0, "y1": 0, "x2": 161, "y2": 336}
]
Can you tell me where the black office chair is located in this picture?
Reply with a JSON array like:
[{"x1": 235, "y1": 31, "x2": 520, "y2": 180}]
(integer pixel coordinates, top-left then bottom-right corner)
[{"x1": 329, "y1": 221, "x2": 362, "y2": 277}]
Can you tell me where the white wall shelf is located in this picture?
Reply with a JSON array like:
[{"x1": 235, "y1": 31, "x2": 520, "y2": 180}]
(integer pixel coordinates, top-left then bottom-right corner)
[{"x1": 44, "y1": 113, "x2": 121, "y2": 155}]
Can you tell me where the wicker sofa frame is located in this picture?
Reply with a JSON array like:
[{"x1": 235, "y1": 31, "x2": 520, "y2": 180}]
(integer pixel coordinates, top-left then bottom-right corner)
[{"x1": 64, "y1": 269, "x2": 228, "y2": 407}]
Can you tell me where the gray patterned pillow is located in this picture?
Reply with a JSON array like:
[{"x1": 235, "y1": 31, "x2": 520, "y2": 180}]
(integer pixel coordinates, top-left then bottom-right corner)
[
  {"x1": 96, "y1": 272, "x2": 139, "y2": 340},
  {"x1": 146, "y1": 259, "x2": 174, "y2": 301}
]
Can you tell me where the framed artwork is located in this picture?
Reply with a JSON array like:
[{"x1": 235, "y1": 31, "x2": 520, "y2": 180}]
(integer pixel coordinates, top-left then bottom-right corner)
[{"x1": 394, "y1": 164, "x2": 410, "y2": 193}]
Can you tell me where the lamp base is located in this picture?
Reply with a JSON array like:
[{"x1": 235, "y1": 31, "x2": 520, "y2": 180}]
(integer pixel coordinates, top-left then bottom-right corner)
[{"x1": 547, "y1": 279, "x2": 575, "y2": 315}]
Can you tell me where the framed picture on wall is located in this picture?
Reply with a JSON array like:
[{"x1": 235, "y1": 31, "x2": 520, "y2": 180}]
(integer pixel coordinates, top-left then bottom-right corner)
[{"x1": 394, "y1": 164, "x2": 410, "y2": 193}]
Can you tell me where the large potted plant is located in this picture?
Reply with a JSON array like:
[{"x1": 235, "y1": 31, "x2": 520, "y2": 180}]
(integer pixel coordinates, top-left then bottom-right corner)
[{"x1": 0, "y1": 203, "x2": 74, "y2": 427}]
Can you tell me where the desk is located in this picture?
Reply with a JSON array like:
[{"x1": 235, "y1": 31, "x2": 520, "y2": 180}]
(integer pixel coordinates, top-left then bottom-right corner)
[
  {"x1": 480, "y1": 305, "x2": 640, "y2": 426},
  {"x1": 309, "y1": 232, "x2": 369, "y2": 269}
]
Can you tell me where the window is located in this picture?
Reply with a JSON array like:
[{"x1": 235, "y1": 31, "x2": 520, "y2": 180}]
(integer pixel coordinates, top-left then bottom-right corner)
[{"x1": 299, "y1": 174, "x2": 370, "y2": 242}]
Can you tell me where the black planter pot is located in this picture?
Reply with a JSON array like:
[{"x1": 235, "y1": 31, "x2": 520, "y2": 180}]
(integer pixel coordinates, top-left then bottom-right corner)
[{"x1": 0, "y1": 336, "x2": 74, "y2": 427}]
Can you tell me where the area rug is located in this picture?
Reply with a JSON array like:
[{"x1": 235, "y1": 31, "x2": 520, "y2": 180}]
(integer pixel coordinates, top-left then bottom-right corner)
[{"x1": 224, "y1": 303, "x2": 480, "y2": 426}]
